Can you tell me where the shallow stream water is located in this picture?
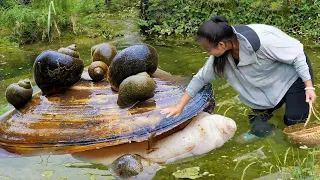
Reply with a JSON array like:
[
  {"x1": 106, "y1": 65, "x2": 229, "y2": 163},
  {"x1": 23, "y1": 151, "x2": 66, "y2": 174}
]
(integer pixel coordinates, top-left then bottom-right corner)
[{"x1": 0, "y1": 18, "x2": 320, "y2": 179}]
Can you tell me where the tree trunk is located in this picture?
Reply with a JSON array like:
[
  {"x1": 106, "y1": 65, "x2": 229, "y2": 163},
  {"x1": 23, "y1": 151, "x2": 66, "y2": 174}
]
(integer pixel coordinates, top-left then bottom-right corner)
[
  {"x1": 140, "y1": 0, "x2": 149, "y2": 19},
  {"x1": 140, "y1": 0, "x2": 150, "y2": 35},
  {"x1": 105, "y1": 0, "x2": 111, "y2": 6}
]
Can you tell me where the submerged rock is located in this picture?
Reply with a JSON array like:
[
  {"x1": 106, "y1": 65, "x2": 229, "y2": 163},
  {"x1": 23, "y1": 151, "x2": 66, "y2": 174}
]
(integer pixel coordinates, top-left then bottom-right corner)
[
  {"x1": 5, "y1": 79, "x2": 33, "y2": 109},
  {"x1": 33, "y1": 44, "x2": 84, "y2": 95},
  {"x1": 91, "y1": 43, "x2": 117, "y2": 66},
  {"x1": 108, "y1": 44, "x2": 158, "y2": 91},
  {"x1": 117, "y1": 72, "x2": 156, "y2": 108}
]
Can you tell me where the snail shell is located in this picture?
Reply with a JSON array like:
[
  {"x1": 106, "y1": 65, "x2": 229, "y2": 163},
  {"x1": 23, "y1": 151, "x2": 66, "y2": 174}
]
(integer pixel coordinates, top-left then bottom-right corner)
[
  {"x1": 58, "y1": 44, "x2": 80, "y2": 58},
  {"x1": 117, "y1": 72, "x2": 155, "y2": 108},
  {"x1": 109, "y1": 154, "x2": 155, "y2": 179},
  {"x1": 108, "y1": 44, "x2": 158, "y2": 91},
  {"x1": 33, "y1": 44, "x2": 84, "y2": 95},
  {"x1": 91, "y1": 43, "x2": 117, "y2": 66},
  {"x1": 88, "y1": 61, "x2": 109, "y2": 82},
  {"x1": 5, "y1": 79, "x2": 33, "y2": 109}
]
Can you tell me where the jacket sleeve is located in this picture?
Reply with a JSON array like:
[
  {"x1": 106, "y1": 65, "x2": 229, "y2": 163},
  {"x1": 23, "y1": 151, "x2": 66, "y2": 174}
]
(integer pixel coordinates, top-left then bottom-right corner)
[
  {"x1": 259, "y1": 26, "x2": 311, "y2": 82},
  {"x1": 185, "y1": 56, "x2": 218, "y2": 97}
]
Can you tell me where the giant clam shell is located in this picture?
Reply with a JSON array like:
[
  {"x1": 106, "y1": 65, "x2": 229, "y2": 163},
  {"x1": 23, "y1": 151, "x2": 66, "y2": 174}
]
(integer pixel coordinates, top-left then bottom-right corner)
[{"x1": 0, "y1": 69, "x2": 214, "y2": 156}]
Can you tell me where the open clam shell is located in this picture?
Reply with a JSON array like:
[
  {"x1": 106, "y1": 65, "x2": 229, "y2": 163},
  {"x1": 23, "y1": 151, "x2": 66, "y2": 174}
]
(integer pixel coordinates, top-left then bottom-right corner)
[{"x1": 0, "y1": 69, "x2": 214, "y2": 156}]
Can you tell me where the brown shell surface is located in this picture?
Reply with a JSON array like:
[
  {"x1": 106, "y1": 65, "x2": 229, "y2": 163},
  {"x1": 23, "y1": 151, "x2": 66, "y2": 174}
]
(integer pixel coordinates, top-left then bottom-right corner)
[{"x1": 0, "y1": 69, "x2": 214, "y2": 156}]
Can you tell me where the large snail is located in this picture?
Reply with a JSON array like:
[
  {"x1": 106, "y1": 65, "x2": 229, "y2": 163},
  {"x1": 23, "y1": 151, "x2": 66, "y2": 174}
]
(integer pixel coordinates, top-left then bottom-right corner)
[
  {"x1": 108, "y1": 44, "x2": 158, "y2": 91},
  {"x1": 117, "y1": 72, "x2": 156, "y2": 108},
  {"x1": 88, "y1": 61, "x2": 109, "y2": 82},
  {"x1": 109, "y1": 154, "x2": 159, "y2": 180},
  {"x1": 33, "y1": 44, "x2": 84, "y2": 95},
  {"x1": 91, "y1": 43, "x2": 117, "y2": 66},
  {"x1": 5, "y1": 79, "x2": 33, "y2": 109}
]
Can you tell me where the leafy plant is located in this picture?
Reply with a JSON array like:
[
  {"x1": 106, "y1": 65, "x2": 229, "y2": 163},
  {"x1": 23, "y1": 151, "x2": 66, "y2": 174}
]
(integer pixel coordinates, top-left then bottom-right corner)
[{"x1": 139, "y1": 0, "x2": 320, "y2": 42}]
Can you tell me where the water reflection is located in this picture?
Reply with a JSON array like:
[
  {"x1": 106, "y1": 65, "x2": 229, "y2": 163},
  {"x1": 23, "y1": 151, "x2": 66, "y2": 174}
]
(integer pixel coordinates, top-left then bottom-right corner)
[{"x1": 0, "y1": 148, "x2": 19, "y2": 158}]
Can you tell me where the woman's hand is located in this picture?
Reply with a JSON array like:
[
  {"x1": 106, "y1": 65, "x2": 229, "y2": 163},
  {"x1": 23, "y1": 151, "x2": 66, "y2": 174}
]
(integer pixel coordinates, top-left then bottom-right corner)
[
  {"x1": 304, "y1": 80, "x2": 316, "y2": 104},
  {"x1": 160, "y1": 105, "x2": 184, "y2": 118},
  {"x1": 160, "y1": 92, "x2": 192, "y2": 118},
  {"x1": 305, "y1": 89, "x2": 317, "y2": 104}
]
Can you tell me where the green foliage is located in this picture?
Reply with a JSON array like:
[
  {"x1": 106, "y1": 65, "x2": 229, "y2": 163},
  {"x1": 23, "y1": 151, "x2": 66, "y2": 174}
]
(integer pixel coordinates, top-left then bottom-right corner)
[
  {"x1": 0, "y1": 0, "x2": 73, "y2": 44},
  {"x1": 74, "y1": 0, "x2": 106, "y2": 14},
  {"x1": 0, "y1": 0, "x2": 318, "y2": 45},
  {"x1": 0, "y1": 0, "x2": 16, "y2": 8},
  {"x1": 139, "y1": 0, "x2": 320, "y2": 41},
  {"x1": 139, "y1": 0, "x2": 214, "y2": 37},
  {"x1": 0, "y1": 6, "x2": 47, "y2": 44},
  {"x1": 0, "y1": 0, "x2": 139, "y2": 45},
  {"x1": 106, "y1": 0, "x2": 140, "y2": 13}
]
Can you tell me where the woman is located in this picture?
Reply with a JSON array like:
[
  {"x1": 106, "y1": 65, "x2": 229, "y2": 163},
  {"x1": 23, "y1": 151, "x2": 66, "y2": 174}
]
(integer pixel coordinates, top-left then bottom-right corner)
[{"x1": 160, "y1": 16, "x2": 317, "y2": 143}]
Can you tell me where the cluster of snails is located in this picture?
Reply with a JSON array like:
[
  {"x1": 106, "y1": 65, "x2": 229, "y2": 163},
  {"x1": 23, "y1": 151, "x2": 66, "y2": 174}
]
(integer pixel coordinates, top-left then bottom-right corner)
[
  {"x1": 6, "y1": 42, "x2": 159, "y2": 109},
  {"x1": 90, "y1": 43, "x2": 158, "y2": 108}
]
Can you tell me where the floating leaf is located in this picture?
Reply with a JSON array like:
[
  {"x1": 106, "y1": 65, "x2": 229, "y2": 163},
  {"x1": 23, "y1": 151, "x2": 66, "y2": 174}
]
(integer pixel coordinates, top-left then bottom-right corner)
[
  {"x1": 172, "y1": 167, "x2": 203, "y2": 179},
  {"x1": 41, "y1": 170, "x2": 55, "y2": 180},
  {"x1": 84, "y1": 173, "x2": 97, "y2": 180}
]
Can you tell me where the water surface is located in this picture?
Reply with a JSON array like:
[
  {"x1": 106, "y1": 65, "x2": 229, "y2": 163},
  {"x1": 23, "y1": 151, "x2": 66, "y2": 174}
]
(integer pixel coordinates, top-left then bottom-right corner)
[{"x1": 0, "y1": 20, "x2": 320, "y2": 179}]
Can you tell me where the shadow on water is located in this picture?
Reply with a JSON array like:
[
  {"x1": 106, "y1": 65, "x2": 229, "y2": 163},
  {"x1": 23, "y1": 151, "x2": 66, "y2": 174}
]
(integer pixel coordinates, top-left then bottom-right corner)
[{"x1": 0, "y1": 17, "x2": 320, "y2": 179}]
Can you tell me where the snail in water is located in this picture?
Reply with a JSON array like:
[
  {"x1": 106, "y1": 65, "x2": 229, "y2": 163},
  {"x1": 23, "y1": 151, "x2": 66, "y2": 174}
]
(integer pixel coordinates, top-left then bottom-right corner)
[
  {"x1": 5, "y1": 79, "x2": 33, "y2": 109},
  {"x1": 88, "y1": 61, "x2": 109, "y2": 82}
]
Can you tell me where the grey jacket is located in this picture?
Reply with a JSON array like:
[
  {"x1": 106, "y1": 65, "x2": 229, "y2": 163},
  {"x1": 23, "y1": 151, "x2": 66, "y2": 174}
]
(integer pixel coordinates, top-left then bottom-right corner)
[{"x1": 185, "y1": 24, "x2": 311, "y2": 109}]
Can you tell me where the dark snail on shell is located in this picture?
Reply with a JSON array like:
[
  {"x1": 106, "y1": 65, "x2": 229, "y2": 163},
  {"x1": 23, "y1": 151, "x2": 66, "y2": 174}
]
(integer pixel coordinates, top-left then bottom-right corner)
[
  {"x1": 33, "y1": 44, "x2": 84, "y2": 95},
  {"x1": 88, "y1": 61, "x2": 109, "y2": 82},
  {"x1": 5, "y1": 79, "x2": 33, "y2": 109},
  {"x1": 117, "y1": 72, "x2": 156, "y2": 108},
  {"x1": 108, "y1": 44, "x2": 158, "y2": 91}
]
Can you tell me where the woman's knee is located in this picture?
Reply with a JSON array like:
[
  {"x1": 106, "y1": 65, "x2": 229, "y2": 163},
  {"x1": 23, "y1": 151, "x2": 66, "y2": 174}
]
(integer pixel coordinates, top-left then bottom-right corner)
[{"x1": 284, "y1": 113, "x2": 308, "y2": 126}]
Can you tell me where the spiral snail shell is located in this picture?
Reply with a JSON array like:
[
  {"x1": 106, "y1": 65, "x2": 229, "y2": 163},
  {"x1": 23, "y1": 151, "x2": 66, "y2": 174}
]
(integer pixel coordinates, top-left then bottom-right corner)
[
  {"x1": 88, "y1": 61, "x2": 109, "y2": 82},
  {"x1": 5, "y1": 79, "x2": 33, "y2": 109},
  {"x1": 33, "y1": 44, "x2": 84, "y2": 95},
  {"x1": 108, "y1": 44, "x2": 158, "y2": 91},
  {"x1": 58, "y1": 44, "x2": 80, "y2": 58},
  {"x1": 117, "y1": 72, "x2": 156, "y2": 108},
  {"x1": 91, "y1": 43, "x2": 117, "y2": 66}
]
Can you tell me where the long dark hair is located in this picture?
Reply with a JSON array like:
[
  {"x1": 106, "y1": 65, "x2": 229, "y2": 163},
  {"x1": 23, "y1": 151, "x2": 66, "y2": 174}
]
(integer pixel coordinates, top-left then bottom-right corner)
[{"x1": 197, "y1": 16, "x2": 234, "y2": 76}]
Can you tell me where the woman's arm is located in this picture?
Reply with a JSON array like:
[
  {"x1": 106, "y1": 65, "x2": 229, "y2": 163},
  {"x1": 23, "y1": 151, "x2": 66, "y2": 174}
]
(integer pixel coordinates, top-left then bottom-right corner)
[
  {"x1": 161, "y1": 55, "x2": 218, "y2": 118},
  {"x1": 259, "y1": 26, "x2": 316, "y2": 103}
]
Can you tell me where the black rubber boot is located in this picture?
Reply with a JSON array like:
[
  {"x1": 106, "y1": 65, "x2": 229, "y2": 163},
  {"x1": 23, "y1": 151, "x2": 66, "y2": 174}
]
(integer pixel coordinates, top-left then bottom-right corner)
[{"x1": 248, "y1": 111, "x2": 275, "y2": 137}]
